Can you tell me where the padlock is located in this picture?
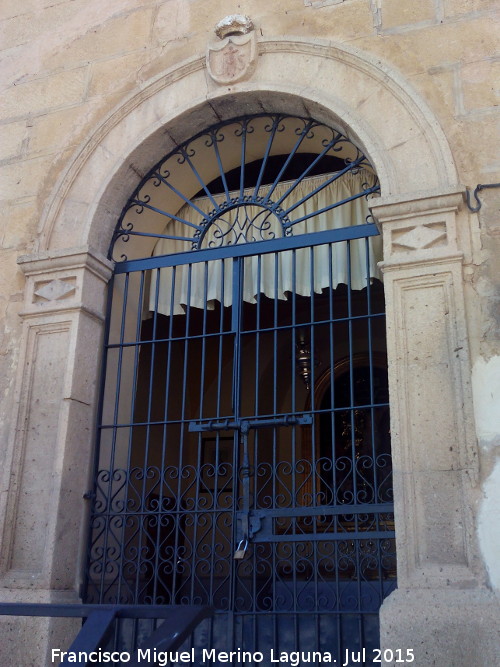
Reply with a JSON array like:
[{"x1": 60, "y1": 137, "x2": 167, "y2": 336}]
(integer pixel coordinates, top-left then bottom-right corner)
[{"x1": 234, "y1": 538, "x2": 248, "y2": 560}]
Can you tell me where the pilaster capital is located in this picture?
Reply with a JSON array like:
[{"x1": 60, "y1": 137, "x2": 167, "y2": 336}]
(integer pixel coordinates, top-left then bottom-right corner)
[
  {"x1": 370, "y1": 188, "x2": 464, "y2": 221},
  {"x1": 370, "y1": 188, "x2": 466, "y2": 269},
  {"x1": 17, "y1": 246, "x2": 113, "y2": 320}
]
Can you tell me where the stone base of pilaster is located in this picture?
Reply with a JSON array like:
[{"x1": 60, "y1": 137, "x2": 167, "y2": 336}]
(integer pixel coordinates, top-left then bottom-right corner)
[
  {"x1": 380, "y1": 587, "x2": 500, "y2": 667},
  {"x1": 0, "y1": 588, "x2": 81, "y2": 667}
]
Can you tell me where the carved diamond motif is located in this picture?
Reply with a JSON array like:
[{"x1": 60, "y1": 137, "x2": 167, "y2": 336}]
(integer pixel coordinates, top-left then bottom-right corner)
[
  {"x1": 393, "y1": 224, "x2": 447, "y2": 250},
  {"x1": 34, "y1": 279, "x2": 76, "y2": 301}
]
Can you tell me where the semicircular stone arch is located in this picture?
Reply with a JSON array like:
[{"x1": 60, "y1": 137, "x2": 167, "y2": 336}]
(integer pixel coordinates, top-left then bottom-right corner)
[{"x1": 39, "y1": 38, "x2": 459, "y2": 258}]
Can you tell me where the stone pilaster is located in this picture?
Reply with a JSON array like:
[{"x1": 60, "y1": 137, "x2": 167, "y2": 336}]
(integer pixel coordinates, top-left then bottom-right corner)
[
  {"x1": 0, "y1": 247, "x2": 113, "y2": 666},
  {"x1": 371, "y1": 191, "x2": 500, "y2": 665}
]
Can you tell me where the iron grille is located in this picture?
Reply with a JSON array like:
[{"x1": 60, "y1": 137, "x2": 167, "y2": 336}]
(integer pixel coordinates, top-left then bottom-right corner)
[{"x1": 84, "y1": 114, "x2": 396, "y2": 666}]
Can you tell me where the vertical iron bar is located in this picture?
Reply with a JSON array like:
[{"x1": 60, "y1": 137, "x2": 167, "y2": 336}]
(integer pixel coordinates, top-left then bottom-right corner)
[
  {"x1": 231, "y1": 258, "x2": 242, "y2": 414},
  {"x1": 186, "y1": 261, "x2": 202, "y2": 606},
  {"x1": 328, "y1": 244, "x2": 337, "y2": 507},
  {"x1": 208, "y1": 259, "x2": 225, "y2": 654},
  {"x1": 239, "y1": 120, "x2": 248, "y2": 199},
  {"x1": 101, "y1": 271, "x2": 129, "y2": 602},
  {"x1": 356, "y1": 541, "x2": 363, "y2": 664},
  {"x1": 291, "y1": 249, "x2": 297, "y2": 419},
  {"x1": 198, "y1": 261, "x2": 209, "y2": 422},
  {"x1": 253, "y1": 115, "x2": 280, "y2": 198},
  {"x1": 83, "y1": 271, "x2": 115, "y2": 602},
  {"x1": 272, "y1": 251, "x2": 281, "y2": 651},
  {"x1": 230, "y1": 256, "x2": 243, "y2": 653},
  {"x1": 134, "y1": 261, "x2": 161, "y2": 602},
  {"x1": 365, "y1": 236, "x2": 378, "y2": 502},
  {"x1": 309, "y1": 245, "x2": 320, "y2": 653},
  {"x1": 346, "y1": 240, "x2": 358, "y2": 507},
  {"x1": 191, "y1": 261, "x2": 209, "y2": 606},
  {"x1": 365, "y1": 236, "x2": 385, "y2": 606},
  {"x1": 309, "y1": 243, "x2": 317, "y2": 453},
  {"x1": 272, "y1": 252, "x2": 279, "y2": 417},
  {"x1": 210, "y1": 130, "x2": 231, "y2": 203},
  {"x1": 255, "y1": 255, "x2": 262, "y2": 417},
  {"x1": 290, "y1": 247, "x2": 297, "y2": 552},
  {"x1": 160, "y1": 265, "x2": 177, "y2": 604},
  {"x1": 215, "y1": 260, "x2": 226, "y2": 419},
  {"x1": 172, "y1": 262, "x2": 192, "y2": 600},
  {"x1": 335, "y1": 541, "x2": 342, "y2": 665},
  {"x1": 118, "y1": 270, "x2": 145, "y2": 604}
]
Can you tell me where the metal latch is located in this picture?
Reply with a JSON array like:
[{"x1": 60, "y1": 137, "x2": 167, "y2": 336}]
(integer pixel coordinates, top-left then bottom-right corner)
[{"x1": 189, "y1": 414, "x2": 312, "y2": 433}]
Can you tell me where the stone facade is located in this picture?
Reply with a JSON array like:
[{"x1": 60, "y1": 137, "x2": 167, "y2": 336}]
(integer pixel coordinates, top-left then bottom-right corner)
[{"x1": 0, "y1": 1, "x2": 499, "y2": 665}]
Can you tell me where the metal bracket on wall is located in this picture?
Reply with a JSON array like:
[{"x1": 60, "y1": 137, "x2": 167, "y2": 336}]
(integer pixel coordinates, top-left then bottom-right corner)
[{"x1": 465, "y1": 183, "x2": 500, "y2": 213}]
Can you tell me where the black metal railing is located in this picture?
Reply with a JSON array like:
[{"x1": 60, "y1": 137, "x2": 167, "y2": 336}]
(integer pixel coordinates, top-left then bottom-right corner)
[{"x1": 0, "y1": 603, "x2": 213, "y2": 666}]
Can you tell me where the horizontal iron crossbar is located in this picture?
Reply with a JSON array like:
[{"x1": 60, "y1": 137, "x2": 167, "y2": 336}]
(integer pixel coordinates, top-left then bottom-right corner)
[
  {"x1": 248, "y1": 531, "x2": 396, "y2": 543},
  {"x1": 0, "y1": 602, "x2": 212, "y2": 619},
  {"x1": 0, "y1": 603, "x2": 213, "y2": 667},
  {"x1": 115, "y1": 224, "x2": 379, "y2": 273},
  {"x1": 248, "y1": 503, "x2": 394, "y2": 519}
]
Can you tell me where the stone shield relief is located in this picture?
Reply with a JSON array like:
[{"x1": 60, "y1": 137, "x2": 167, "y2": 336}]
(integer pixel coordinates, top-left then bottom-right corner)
[{"x1": 207, "y1": 31, "x2": 257, "y2": 85}]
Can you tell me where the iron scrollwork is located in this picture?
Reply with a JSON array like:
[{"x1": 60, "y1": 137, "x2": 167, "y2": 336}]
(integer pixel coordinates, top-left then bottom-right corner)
[{"x1": 110, "y1": 113, "x2": 379, "y2": 261}]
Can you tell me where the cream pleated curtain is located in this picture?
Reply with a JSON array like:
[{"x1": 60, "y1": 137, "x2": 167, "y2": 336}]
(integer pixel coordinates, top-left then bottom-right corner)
[{"x1": 149, "y1": 170, "x2": 381, "y2": 316}]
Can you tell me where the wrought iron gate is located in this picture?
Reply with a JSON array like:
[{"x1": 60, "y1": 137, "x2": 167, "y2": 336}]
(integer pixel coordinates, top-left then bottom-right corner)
[{"x1": 84, "y1": 114, "x2": 396, "y2": 665}]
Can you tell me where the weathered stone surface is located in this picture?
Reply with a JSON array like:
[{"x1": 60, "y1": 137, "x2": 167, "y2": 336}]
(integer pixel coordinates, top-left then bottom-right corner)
[
  {"x1": 87, "y1": 51, "x2": 151, "y2": 98},
  {"x1": 461, "y1": 59, "x2": 500, "y2": 112},
  {"x1": 0, "y1": 121, "x2": 27, "y2": 161},
  {"x1": 0, "y1": 155, "x2": 55, "y2": 200},
  {"x1": 381, "y1": 588, "x2": 500, "y2": 666},
  {"x1": 28, "y1": 107, "x2": 87, "y2": 156},
  {"x1": 443, "y1": 0, "x2": 499, "y2": 17},
  {"x1": 0, "y1": 199, "x2": 38, "y2": 250},
  {"x1": 42, "y1": 7, "x2": 155, "y2": 71},
  {"x1": 380, "y1": 0, "x2": 435, "y2": 29},
  {"x1": 2, "y1": 68, "x2": 88, "y2": 121}
]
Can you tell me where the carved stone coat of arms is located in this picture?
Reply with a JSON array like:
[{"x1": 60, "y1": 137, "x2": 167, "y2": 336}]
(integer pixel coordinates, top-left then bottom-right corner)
[{"x1": 207, "y1": 15, "x2": 257, "y2": 85}]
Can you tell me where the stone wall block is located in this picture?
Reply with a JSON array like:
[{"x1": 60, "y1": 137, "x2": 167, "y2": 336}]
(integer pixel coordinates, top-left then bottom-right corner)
[
  {"x1": 0, "y1": 155, "x2": 58, "y2": 201},
  {"x1": 461, "y1": 59, "x2": 500, "y2": 113},
  {"x1": 28, "y1": 107, "x2": 86, "y2": 157},
  {"x1": 443, "y1": 0, "x2": 499, "y2": 18},
  {"x1": 380, "y1": 0, "x2": 435, "y2": 30},
  {"x1": 0, "y1": 120, "x2": 28, "y2": 161},
  {"x1": 0, "y1": 0, "x2": 103, "y2": 51},
  {"x1": 1, "y1": 0, "x2": 40, "y2": 21},
  {"x1": 0, "y1": 200, "x2": 37, "y2": 250},
  {"x1": 42, "y1": 7, "x2": 155, "y2": 72},
  {"x1": 88, "y1": 51, "x2": 150, "y2": 98},
  {"x1": 154, "y1": 0, "x2": 192, "y2": 46},
  {"x1": 2, "y1": 68, "x2": 88, "y2": 122}
]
